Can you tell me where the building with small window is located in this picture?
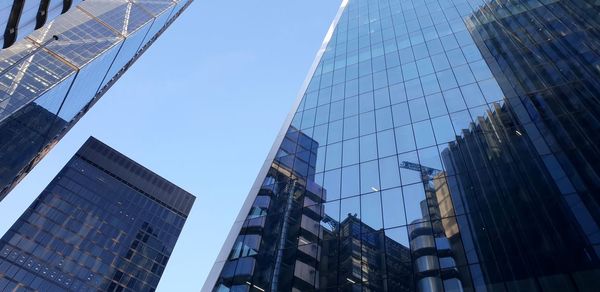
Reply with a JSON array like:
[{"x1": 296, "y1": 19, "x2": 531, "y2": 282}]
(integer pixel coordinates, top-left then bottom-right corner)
[
  {"x1": 0, "y1": 137, "x2": 195, "y2": 291},
  {"x1": 205, "y1": 0, "x2": 600, "y2": 290},
  {"x1": 0, "y1": 0, "x2": 192, "y2": 200}
]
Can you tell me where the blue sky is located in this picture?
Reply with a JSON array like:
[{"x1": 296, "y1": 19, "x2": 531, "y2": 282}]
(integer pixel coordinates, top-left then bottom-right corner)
[{"x1": 0, "y1": 1, "x2": 340, "y2": 291}]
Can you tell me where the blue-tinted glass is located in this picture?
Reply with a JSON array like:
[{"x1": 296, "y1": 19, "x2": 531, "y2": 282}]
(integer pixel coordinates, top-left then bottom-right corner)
[
  {"x1": 382, "y1": 188, "x2": 406, "y2": 228},
  {"x1": 431, "y1": 115, "x2": 455, "y2": 144},
  {"x1": 403, "y1": 183, "x2": 427, "y2": 224},
  {"x1": 344, "y1": 96, "x2": 359, "y2": 117},
  {"x1": 409, "y1": 98, "x2": 429, "y2": 122},
  {"x1": 315, "y1": 104, "x2": 330, "y2": 126},
  {"x1": 405, "y1": 79, "x2": 423, "y2": 100},
  {"x1": 359, "y1": 111, "x2": 376, "y2": 136},
  {"x1": 392, "y1": 102, "x2": 411, "y2": 127},
  {"x1": 360, "y1": 134, "x2": 378, "y2": 162},
  {"x1": 330, "y1": 100, "x2": 344, "y2": 121},
  {"x1": 389, "y1": 83, "x2": 407, "y2": 104},
  {"x1": 425, "y1": 93, "x2": 448, "y2": 118},
  {"x1": 379, "y1": 156, "x2": 401, "y2": 190},
  {"x1": 323, "y1": 169, "x2": 341, "y2": 201},
  {"x1": 0, "y1": 138, "x2": 194, "y2": 291},
  {"x1": 341, "y1": 165, "x2": 360, "y2": 198},
  {"x1": 343, "y1": 138, "x2": 359, "y2": 166},
  {"x1": 461, "y1": 83, "x2": 486, "y2": 108},
  {"x1": 359, "y1": 92, "x2": 374, "y2": 113},
  {"x1": 360, "y1": 160, "x2": 380, "y2": 194},
  {"x1": 328, "y1": 120, "x2": 343, "y2": 144},
  {"x1": 325, "y1": 143, "x2": 342, "y2": 170},
  {"x1": 344, "y1": 116, "x2": 359, "y2": 140},
  {"x1": 361, "y1": 192, "x2": 383, "y2": 230},
  {"x1": 341, "y1": 196, "x2": 360, "y2": 220},
  {"x1": 213, "y1": 0, "x2": 600, "y2": 290},
  {"x1": 374, "y1": 88, "x2": 391, "y2": 109},
  {"x1": 395, "y1": 125, "x2": 416, "y2": 153},
  {"x1": 376, "y1": 108, "x2": 394, "y2": 131},
  {"x1": 413, "y1": 120, "x2": 436, "y2": 149},
  {"x1": 443, "y1": 88, "x2": 467, "y2": 113},
  {"x1": 398, "y1": 152, "x2": 421, "y2": 185}
]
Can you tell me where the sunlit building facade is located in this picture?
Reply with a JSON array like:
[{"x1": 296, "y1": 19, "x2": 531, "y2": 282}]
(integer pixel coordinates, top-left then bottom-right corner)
[
  {"x1": 206, "y1": 0, "x2": 600, "y2": 291},
  {"x1": 0, "y1": 0, "x2": 192, "y2": 200},
  {"x1": 1, "y1": 0, "x2": 83, "y2": 48},
  {"x1": 0, "y1": 137, "x2": 195, "y2": 291}
]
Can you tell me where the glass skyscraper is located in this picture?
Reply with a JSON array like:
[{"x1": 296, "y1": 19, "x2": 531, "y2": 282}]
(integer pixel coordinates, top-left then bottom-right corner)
[
  {"x1": 0, "y1": 0, "x2": 192, "y2": 200},
  {"x1": 206, "y1": 0, "x2": 600, "y2": 291},
  {"x1": 0, "y1": 137, "x2": 195, "y2": 291},
  {"x1": 1, "y1": 0, "x2": 83, "y2": 48}
]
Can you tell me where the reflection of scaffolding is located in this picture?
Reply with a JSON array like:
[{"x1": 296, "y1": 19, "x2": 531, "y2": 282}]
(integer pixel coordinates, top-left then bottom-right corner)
[
  {"x1": 399, "y1": 161, "x2": 463, "y2": 292},
  {"x1": 321, "y1": 214, "x2": 338, "y2": 231}
]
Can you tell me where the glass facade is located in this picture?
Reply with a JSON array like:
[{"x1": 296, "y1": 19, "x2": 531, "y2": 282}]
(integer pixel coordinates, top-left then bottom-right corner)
[
  {"x1": 0, "y1": 137, "x2": 195, "y2": 291},
  {"x1": 206, "y1": 0, "x2": 600, "y2": 291},
  {"x1": 0, "y1": 0, "x2": 193, "y2": 201},
  {"x1": 1, "y1": 0, "x2": 83, "y2": 49}
]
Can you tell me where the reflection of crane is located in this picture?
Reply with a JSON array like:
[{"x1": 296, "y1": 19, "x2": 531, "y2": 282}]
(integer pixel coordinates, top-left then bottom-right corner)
[{"x1": 399, "y1": 161, "x2": 441, "y2": 177}]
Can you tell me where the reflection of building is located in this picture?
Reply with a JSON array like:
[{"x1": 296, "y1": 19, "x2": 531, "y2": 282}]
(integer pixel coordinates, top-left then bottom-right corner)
[
  {"x1": 400, "y1": 162, "x2": 465, "y2": 292},
  {"x1": 0, "y1": 0, "x2": 193, "y2": 200},
  {"x1": 0, "y1": 103, "x2": 66, "y2": 193},
  {"x1": 322, "y1": 214, "x2": 413, "y2": 292},
  {"x1": 206, "y1": 0, "x2": 600, "y2": 291},
  {"x1": 447, "y1": 0, "x2": 600, "y2": 288},
  {"x1": 212, "y1": 127, "x2": 326, "y2": 292},
  {"x1": 441, "y1": 102, "x2": 600, "y2": 289},
  {"x1": 0, "y1": 137, "x2": 195, "y2": 291}
]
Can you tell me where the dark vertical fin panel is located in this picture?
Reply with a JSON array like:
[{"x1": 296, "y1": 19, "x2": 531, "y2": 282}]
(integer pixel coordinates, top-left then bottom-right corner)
[
  {"x1": 3, "y1": 0, "x2": 25, "y2": 48},
  {"x1": 35, "y1": 0, "x2": 51, "y2": 29}
]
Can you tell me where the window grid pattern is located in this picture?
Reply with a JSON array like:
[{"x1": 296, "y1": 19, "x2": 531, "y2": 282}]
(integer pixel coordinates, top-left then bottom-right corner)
[
  {"x1": 214, "y1": 0, "x2": 600, "y2": 291},
  {"x1": 0, "y1": 138, "x2": 193, "y2": 292},
  {"x1": 0, "y1": 0, "x2": 193, "y2": 200}
]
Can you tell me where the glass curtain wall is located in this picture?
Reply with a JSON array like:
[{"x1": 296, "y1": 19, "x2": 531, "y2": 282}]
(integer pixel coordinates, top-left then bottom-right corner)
[
  {"x1": 209, "y1": 0, "x2": 600, "y2": 291},
  {"x1": 0, "y1": 137, "x2": 195, "y2": 291},
  {"x1": 0, "y1": 0, "x2": 192, "y2": 200}
]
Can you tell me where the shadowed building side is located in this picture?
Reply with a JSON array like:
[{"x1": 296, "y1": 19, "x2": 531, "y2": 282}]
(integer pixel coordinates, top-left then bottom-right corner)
[{"x1": 0, "y1": 137, "x2": 195, "y2": 291}]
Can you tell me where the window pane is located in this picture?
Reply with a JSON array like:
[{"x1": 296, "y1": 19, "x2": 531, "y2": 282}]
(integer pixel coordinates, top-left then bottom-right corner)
[
  {"x1": 403, "y1": 183, "x2": 428, "y2": 224},
  {"x1": 376, "y1": 107, "x2": 394, "y2": 131},
  {"x1": 360, "y1": 160, "x2": 380, "y2": 194},
  {"x1": 392, "y1": 102, "x2": 411, "y2": 127},
  {"x1": 377, "y1": 129, "x2": 397, "y2": 158},
  {"x1": 395, "y1": 125, "x2": 416, "y2": 153},
  {"x1": 323, "y1": 169, "x2": 341, "y2": 201},
  {"x1": 341, "y1": 165, "x2": 360, "y2": 198},
  {"x1": 341, "y1": 196, "x2": 360, "y2": 221},
  {"x1": 342, "y1": 138, "x2": 359, "y2": 166},
  {"x1": 409, "y1": 98, "x2": 429, "y2": 122},
  {"x1": 398, "y1": 152, "x2": 421, "y2": 185},
  {"x1": 359, "y1": 92, "x2": 374, "y2": 113},
  {"x1": 360, "y1": 134, "x2": 378, "y2": 162},
  {"x1": 327, "y1": 120, "x2": 343, "y2": 144},
  {"x1": 431, "y1": 115, "x2": 456, "y2": 144},
  {"x1": 382, "y1": 188, "x2": 406, "y2": 228},
  {"x1": 413, "y1": 120, "x2": 436, "y2": 149},
  {"x1": 361, "y1": 192, "x2": 383, "y2": 230},
  {"x1": 425, "y1": 93, "x2": 448, "y2": 118},
  {"x1": 344, "y1": 116, "x2": 359, "y2": 140},
  {"x1": 325, "y1": 143, "x2": 342, "y2": 171},
  {"x1": 379, "y1": 156, "x2": 401, "y2": 190},
  {"x1": 359, "y1": 111, "x2": 376, "y2": 136}
]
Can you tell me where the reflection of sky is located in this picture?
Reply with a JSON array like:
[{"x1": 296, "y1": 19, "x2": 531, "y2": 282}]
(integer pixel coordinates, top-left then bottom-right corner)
[
  {"x1": 308, "y1": 18, "x2": 510, "y2": 249},
  {"x1": 0, "y1": 2, "x2": 343, "y2": 291}
]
